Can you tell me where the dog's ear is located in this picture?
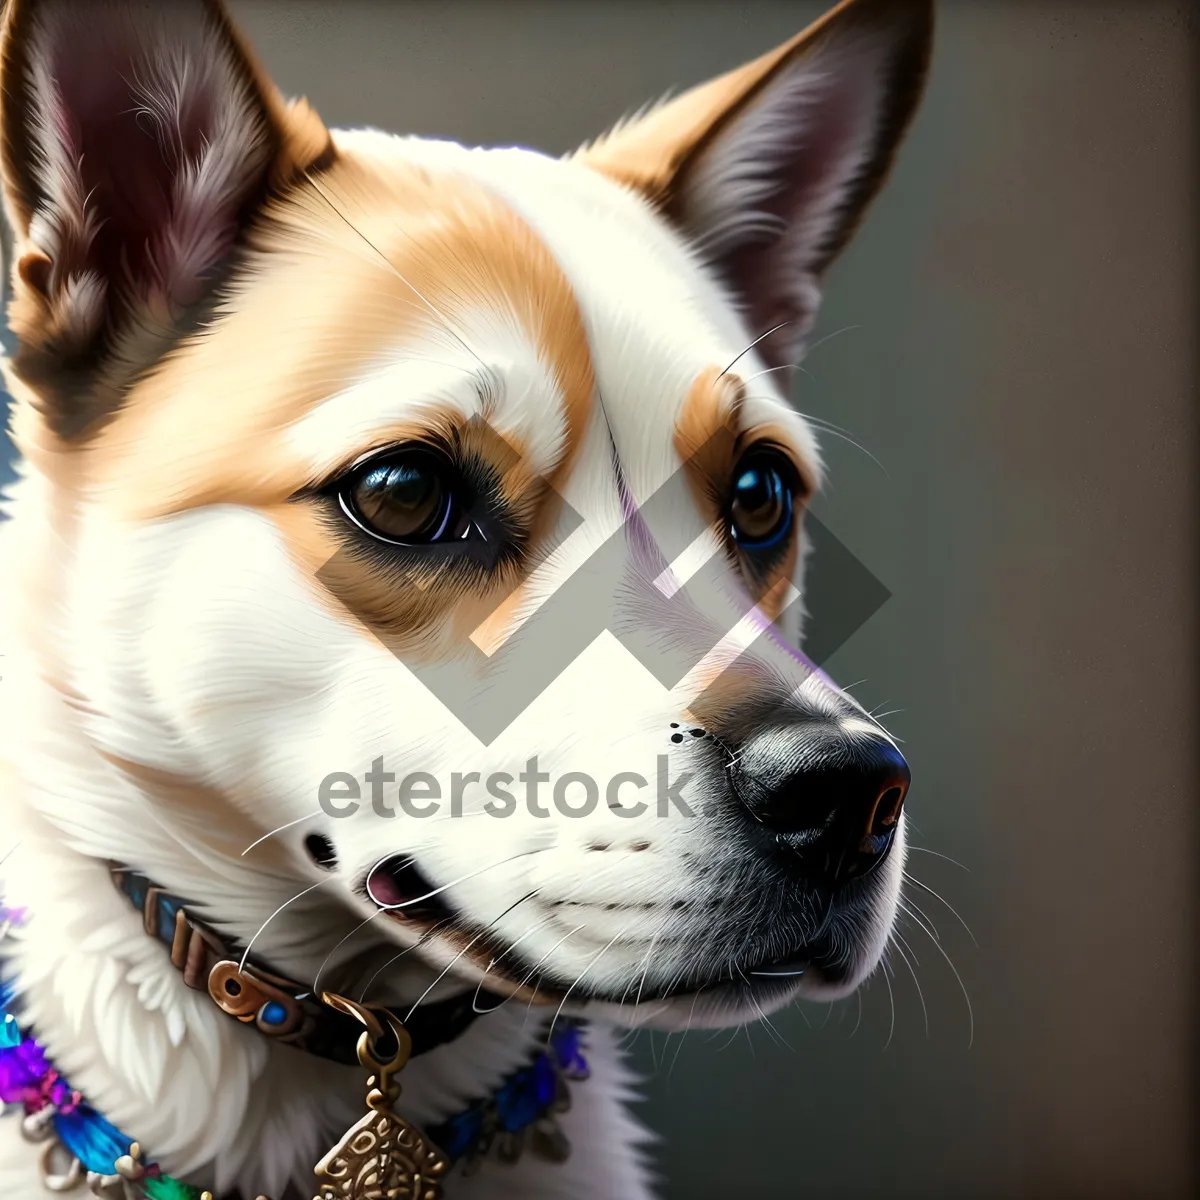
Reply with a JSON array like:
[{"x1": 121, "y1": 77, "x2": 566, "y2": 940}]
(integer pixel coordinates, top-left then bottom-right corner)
[
  {"x1": 579, "y1": 0, "x2": 932, "y2": 368},
  {"x1": 0, "y1": 0, "x2": 332, "y2": 440}
]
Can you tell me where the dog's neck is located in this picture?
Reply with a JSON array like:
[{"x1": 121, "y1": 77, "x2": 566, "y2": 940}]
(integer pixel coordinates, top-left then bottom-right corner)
[
  {"x1": 0, "y1": 808, "x2": 575, "y2": 1198},
  {"x1": 0, "y1": 493, "x2": 640, "y2": 1200}
]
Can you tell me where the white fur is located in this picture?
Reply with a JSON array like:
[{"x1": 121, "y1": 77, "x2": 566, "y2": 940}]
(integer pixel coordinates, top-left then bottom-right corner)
[
  {"x1": 0, "y1": 9, "x2": 915, "y2": 1198},
  {"x1": 284, "y1": 318, "x2": 569, "y2": 486}
]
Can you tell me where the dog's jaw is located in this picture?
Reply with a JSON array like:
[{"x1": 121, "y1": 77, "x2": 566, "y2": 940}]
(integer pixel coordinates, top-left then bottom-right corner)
[{"x1": 0, "y1": 813, "x2": 656, "y2": 1200}]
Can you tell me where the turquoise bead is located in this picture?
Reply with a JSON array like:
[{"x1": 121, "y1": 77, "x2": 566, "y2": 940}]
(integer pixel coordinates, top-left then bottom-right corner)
[
  {"x1": 259, "y1": 1001, "x2": 288, "y2": 1027},
  {"x1": 0, "y1": 1012, "x2": 21, "y2": 1048}
]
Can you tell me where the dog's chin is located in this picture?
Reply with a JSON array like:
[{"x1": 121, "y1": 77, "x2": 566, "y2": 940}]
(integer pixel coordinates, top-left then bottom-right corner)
[
  {"x1": 374, "y1": 923, "x2": 887, "y2": 1032},
  {"x1": 579, "y1": 941, "x2": 882, "y2": 1032}
]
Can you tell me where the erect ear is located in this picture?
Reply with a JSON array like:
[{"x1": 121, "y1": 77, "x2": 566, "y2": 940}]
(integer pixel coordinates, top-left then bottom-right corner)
[
  {"x1": 578, "y1": 0, "x2": 933, "y2": 369},
  {"x1": 0, "y1": 0, "x2": 333, "y2": 440}
]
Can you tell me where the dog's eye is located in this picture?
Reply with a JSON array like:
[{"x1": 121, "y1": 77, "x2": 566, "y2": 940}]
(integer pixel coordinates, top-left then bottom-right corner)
[
  {"x1": 729, "y1": 450, "x2": 796, "y2": 551},
  {"x1": 337, "y1": 447, "x2": 466, "y2": 544}
]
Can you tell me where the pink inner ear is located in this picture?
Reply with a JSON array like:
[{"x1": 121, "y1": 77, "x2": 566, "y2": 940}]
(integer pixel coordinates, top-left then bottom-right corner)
[
  {"x1": 51, "y1": 34, "x2": 205, "y2": 301},
  {"x1": 50, "y1": 28, "x2": 233, "y2": 312},
  {"x1": 26, "y1": 6, "x2": 269, "y2": 336},
  {"x1": 682, "y1": 35, "x2": 896, "y2": 371},
  {"x1": 727, "y1": 80, "x2": 872, "y2": 369}
]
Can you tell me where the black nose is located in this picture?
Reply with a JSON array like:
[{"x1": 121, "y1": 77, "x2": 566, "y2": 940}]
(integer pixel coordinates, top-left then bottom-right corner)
[{"x1": 731, "y1": 724, "x2": 910, "y2": 889}]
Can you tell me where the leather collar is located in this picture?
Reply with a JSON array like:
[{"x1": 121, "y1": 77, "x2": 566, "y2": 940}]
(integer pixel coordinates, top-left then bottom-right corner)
[{"x1": 110, "y1": 865, "x2": 501, "y2": 1067}]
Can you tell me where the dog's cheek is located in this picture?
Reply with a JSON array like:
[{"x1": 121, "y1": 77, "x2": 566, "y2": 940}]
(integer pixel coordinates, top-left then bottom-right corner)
[{"x1": 80, "y1": 508, "x2": 351, "y2": 808}]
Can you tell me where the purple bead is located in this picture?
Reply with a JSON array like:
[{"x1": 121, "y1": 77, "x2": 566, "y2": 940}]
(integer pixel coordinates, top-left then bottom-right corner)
[{"x1": 0, "y1": 1038, "x2": 55, "y2": 1107}]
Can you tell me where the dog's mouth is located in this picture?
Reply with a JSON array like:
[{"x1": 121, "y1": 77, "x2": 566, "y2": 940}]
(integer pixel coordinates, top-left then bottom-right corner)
[
  {"x1": 362, "y1": 854, "x2": 853, "y2": 1006},
  {"x1": 364, "y1": 855, "x2": 458, "y2": 924}
]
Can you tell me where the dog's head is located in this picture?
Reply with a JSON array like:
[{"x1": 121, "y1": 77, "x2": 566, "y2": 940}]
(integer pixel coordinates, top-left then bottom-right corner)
[{"x1": 0, "y1": 0, "x2": 931, "y2": 1030}]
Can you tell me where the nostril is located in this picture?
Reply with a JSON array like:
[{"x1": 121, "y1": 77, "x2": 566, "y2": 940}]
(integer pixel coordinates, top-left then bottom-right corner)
[
  {"x1": 730, "y1": 723, "x2": 910, "y2": 888},
  {"x1": 866, "y1": 783, "x2": 907, "y2": 839}
]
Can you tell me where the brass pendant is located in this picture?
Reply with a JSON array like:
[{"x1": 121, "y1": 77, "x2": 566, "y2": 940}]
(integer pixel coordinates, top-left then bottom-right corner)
[{"x1": 312, "y1": 994, "x2": 450, "y2": 1200}]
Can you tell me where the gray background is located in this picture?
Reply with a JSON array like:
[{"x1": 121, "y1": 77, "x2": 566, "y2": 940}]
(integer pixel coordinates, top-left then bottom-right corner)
[{"x1": 2, "y1": 2, "x2": 1195, "y2": 1197}]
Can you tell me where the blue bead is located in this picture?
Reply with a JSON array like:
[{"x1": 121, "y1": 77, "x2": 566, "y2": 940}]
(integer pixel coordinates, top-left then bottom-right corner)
[
  {"x1": 495, "y1": 1068, "x2": 540, "y2": 1132},
  {"x1": 552, "y1": 1023, "x2": 589, "y2": 1079},
  {"x1": 536, "y1": 1054, "x2": 559, "y2": 1106},
  {"x1": 439, "y1": 1108, "x2": 483, "y2": 1159},
  {"x1": 260, "y1": 1001, "x2": 288, "y2": 1027},
  {"x1": 0, "y1": 1012, "x2": 21, "y2": 1048},
  {"x1": 157, "y1": 896, "x2": 180, "y2": 942},
  {"x1": 52, "y1": 1106, "x2": 129, "y2": 1175}
]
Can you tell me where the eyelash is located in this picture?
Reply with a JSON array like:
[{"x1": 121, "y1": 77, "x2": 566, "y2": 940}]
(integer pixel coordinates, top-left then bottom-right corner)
[{"x1": 314, "y1": 446, "x2": 524, "y2": 579}]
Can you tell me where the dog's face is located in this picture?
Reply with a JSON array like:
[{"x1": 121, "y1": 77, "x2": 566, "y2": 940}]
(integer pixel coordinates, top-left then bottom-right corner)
[{"x1": 0, "y1": 0, "x2": 930, "y2": 1030}]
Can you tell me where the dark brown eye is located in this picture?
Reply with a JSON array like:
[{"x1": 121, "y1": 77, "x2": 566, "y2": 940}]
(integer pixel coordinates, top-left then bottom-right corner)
[
  {"x1": 729, "y1": 450, "x2": 796, "y2": 550},
  {"x1": 338, "y1": 448, "x2": 459, "y2": 544}
]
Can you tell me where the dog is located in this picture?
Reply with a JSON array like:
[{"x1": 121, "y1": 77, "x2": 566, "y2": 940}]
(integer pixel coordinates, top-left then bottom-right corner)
[{"x1": 0, "y1": 0, "x2": 932, "y2": 1196}]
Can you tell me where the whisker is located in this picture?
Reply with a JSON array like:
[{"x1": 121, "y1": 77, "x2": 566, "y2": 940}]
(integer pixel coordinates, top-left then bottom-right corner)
[
  {"x1": 374, "y1": 846, "x2": 548, "y2": 912},
  {"x1": 737, "y1": 966, "x2": 793, "y2": 1051},
  {"x1": 521, "y1": 924, "x2": 588, "y2": 1024},
  {"x1": 804, "y1": 323, "x2": 862, "y2": 356},
  {"x1": 403, "y1": 890, "x2": 541, "y2": 1022},
  {"x1": 818, "y1": 1000, "x2": 835, "y2": 1032},
  {"x1": 740, "y1": 363, "x2": 802, "y2": 387},
  {"x1": 718, "y1": 320, "x2": 794, "y2": 378},
  {"x1": 903, "y1": 873, "x2": 978, "y2": 946},
  {"x1": 741, "y1": 1022, "x2": 757, "y2": 1061},
  {"x1": 747, "y1": 388, "x2": 891, "y2": 477},
  {"x1": 881, "y1": 951, "x2": 897, "y2": 1050},
  {"x1": 303, "y1": 172, "x2": 489, "y2": 374},
  {"x1": 912, "y1": 909, "x2": 975, "y2": 1049},
  {"x1": 710, "y1": 1024, "x2": 736, "y2": 1054},
  {"x1": 476, "y1": 923, "x2": 587, "y2": 1017},
  {"x1": 547, "y1": 931, "x2": 624, "y2": 1042},
  {"x1": 358, "y1": 917, "x2": 455, "y2": 1003},
  {"x1": 628, "y1": 931, "x2": 663, "y2": 1021},
  {"x1": 471, "y1": 913, "x2": 557, "y2": 1013},
  {"x1": 242, "y1": 812, "x2": 321, "y2": 857},
  {"x1": 312, "y1": 907, "x2": 387, "y2": 996},
  {"x1": 898, "y1": 894, "x2": 942, "y2": 946},
  {"x1": 893, "y1": 931, "x2": 928, "y2": 1039},
  {"x1": 238, "y1": 877, "x2": 337, "y2": 971},
  {"x1": 666, "y1": 990, "x2": 705, "y2": 1086},
  {"x1": 906, "y1": 846, "x2": 971, "y2": 872},
  {"x1": 796, "y1": 414, "x2": 889, "y2": 476}
]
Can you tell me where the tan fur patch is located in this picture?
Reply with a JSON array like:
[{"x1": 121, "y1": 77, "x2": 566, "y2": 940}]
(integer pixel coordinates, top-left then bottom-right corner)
[
  {"x1": 89, "y1": 147, "x2": 594, "y2": 519},
  {"x1": 673, "y1": 367, "x2": 808, "y2": 715},
  {"x1": 80, "y1": 143, "x2": 595, "y2": 651},
  {"x1": 673, "y1": 366, "x2": 744, "y2": 522}
]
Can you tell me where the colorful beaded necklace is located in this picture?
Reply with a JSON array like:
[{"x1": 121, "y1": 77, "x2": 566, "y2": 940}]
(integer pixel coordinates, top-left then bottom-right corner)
[{"x1": 1, "y1": 896, "x2": 590, "y2": 1198}]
